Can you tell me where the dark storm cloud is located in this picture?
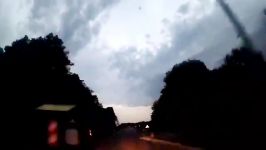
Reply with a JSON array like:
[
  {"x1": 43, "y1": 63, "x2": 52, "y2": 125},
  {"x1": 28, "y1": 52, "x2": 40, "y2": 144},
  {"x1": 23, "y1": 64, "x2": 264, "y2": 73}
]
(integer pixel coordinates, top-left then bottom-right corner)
[
  {"x1": 109, "y1": 0, "x2": 266, "y2": 106},
  {"x1": 28, "y1": 0, "x2": 119, "y2": 55},
  {"x1": 109, "y1": 48, "x2": 162, "y2": 106},
  {"x1": 109, "y1": 3, "x2": 234, "y2": 105},
  {"x1": 177, "y1": 3, "x2": 190, "y2": 14}
]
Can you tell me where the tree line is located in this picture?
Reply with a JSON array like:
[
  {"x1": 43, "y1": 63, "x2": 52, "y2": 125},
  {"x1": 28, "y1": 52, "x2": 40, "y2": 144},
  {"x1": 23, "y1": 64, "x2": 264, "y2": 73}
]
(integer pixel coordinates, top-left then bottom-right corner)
[
  {"x1": 151, "y1": 47, "x2": 266, "y2": 149},
  {"x1": 0, "y1": 34, "x2": 117, "y2": 149}
]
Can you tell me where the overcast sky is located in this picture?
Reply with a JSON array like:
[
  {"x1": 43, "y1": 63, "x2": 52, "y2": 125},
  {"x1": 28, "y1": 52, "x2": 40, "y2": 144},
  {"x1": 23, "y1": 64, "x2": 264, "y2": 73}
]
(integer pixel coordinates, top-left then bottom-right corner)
[{"x1": 0, "y1": 0, "x2": 265, "y2": 123}]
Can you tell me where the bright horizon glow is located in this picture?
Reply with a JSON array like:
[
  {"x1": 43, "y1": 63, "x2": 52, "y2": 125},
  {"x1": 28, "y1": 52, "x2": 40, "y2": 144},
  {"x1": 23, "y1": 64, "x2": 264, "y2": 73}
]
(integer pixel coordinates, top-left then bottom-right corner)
[{"x1": 106, "y1": 105, "x2": 152, "y2": 123}]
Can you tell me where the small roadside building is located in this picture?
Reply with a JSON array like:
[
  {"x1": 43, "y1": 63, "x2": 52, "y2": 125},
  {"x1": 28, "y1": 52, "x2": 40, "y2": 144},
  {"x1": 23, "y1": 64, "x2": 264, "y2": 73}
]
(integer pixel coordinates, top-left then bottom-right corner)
[{"x1": 30, "y1": 103, "x2": 117, "y2": 149}]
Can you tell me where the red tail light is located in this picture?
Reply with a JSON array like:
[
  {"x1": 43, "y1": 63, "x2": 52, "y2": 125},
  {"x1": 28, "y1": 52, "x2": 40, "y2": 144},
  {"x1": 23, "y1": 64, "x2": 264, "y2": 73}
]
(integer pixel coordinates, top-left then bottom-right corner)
[{"x1": 48, "y1": 120, "x2": 58, "y2": 147}]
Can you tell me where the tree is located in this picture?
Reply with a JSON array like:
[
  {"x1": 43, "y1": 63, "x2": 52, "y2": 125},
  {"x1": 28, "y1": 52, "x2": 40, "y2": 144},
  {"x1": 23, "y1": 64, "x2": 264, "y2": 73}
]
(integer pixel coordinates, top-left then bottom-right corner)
[
  {"x1": 152, "y1": 60, "x2": 211, "y2": 146},
  {"x1": 151, "y1": 47, "x2": 266, "y2": 149},
  {"x1": 0, "y1": 34, "x2": 117, "y2": 149}
]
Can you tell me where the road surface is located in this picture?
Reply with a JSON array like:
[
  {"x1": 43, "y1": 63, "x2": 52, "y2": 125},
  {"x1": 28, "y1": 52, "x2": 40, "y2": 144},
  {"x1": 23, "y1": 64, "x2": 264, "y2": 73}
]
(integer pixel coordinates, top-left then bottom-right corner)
[{"x1": 96, "y1": 128, "x2": 201, "y2": 150}]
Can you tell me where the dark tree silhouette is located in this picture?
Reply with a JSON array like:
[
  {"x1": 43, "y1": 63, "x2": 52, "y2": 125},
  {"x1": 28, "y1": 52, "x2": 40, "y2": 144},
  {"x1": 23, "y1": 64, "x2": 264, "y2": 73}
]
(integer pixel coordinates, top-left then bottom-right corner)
[
  {"x1": 0, "y1": 34, "x2": 117, "y2": 149},
  {"x1": 151, "y1": 47, "x2": 266, "y2": 149}
]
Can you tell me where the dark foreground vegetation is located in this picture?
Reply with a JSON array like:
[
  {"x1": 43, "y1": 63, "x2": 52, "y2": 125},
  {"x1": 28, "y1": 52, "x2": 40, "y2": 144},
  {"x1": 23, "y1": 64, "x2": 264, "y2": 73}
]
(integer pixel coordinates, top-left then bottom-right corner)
[
  {"x1": 151, "y1": 47, "x2": 266, "y2": 149},
  {"x1": 0, "y1": 34, "x2": 117, "y2": 149}
]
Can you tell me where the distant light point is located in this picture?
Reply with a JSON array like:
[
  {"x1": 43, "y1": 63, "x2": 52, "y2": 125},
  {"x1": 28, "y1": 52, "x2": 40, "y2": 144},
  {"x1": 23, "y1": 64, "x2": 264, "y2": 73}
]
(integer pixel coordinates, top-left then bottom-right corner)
[{"x1": 145, "y1": 125, "x2": 149, "y2": 129}]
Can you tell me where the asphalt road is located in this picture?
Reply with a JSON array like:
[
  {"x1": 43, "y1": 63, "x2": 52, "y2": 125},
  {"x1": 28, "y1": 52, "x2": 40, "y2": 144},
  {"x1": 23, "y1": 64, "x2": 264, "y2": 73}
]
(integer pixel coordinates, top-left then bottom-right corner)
[
  {"x1": 96, "y1": 136, "x2": 201, "y2": 150},
  {"x1": 140, "y1": 136, "x2": 201, "y2": 150},
  {"x1": 96, "y1": 128, "x2": 201, "y2": 150}
]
